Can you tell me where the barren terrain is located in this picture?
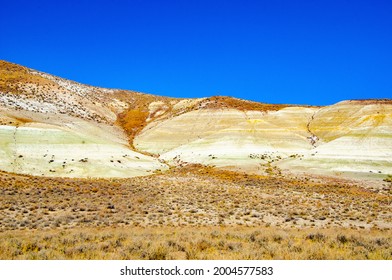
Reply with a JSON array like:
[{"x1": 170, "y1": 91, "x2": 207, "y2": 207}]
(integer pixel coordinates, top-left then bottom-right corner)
[
  {"x1": 0, "y1": 166, "x2": 391, "y2": 259},
  {"x1": 0, "y1": 60, "x2": 391, "y2": 259},
  {"x1": 1, "y1": 166, "x2": 391, "y2": 231}
]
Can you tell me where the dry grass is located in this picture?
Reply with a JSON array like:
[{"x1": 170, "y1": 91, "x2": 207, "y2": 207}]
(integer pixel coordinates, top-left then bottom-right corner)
[
  {"x1": 0, "y1": 60, "x2": 56, "y2": 95},
  {"x1": 0, "y1": 226, "x2": 390, "y2": 260},
  {"x1": 0, "y1": 165, "x2": 390, "y2": 232},
  {"x1": 202, "y1": 96, "x2": 291, "y2": 111},
  {"x1": 384, "y1": 175, "x2": 392, "y2": 183},
  {"x1": 345, "y1": 99, "x2": 392, "y2": 105},
  {"x1": 117, "y1": 109, "x2": 149, "y2": 146},
  {"x1": 113, "y1": 90, "x2": 173, "y2": 111},
  {"x1": 114, "y1": 91, "x2": 176, "y2": 147}
]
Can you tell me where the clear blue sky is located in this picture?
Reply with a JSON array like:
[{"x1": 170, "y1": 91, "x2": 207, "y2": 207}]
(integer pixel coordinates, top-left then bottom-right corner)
[{"x1": 1, "y1": 0, "x2": 391, "y2": 105}]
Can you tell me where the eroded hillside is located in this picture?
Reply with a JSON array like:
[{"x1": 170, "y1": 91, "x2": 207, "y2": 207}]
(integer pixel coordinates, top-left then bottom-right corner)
[
  {"x1": 0, "y1": 60, "x2": 170, "y2": 177},
  {"x1": 0, "y1": 60, "x2": 391, "y2": 181}
]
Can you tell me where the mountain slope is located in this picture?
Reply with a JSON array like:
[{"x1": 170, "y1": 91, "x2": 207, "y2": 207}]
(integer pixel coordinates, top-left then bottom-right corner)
[
  {"x1": 0, "y1": 60, "x2": 391, "y2": 179},
  {"x1": 281, "y1": 100, "x2": 392, "y2": 177},
  {"x1": 0, "y1": 60, "x2": 170, "y2": 177}
]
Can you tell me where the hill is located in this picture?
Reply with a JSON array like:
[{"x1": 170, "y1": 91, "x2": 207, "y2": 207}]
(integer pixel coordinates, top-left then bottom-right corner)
[{"x1": 0, "y1": 60, "x2": 391, "y2": 181}]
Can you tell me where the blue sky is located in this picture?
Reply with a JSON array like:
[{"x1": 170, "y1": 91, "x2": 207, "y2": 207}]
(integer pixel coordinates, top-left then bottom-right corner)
[{"x1": 1, "y1": 0, "x2": 391, "y2": 105}]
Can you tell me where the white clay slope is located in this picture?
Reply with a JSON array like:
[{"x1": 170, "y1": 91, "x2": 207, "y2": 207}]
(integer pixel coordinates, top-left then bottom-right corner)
[
  {"x1": 278, "y1": 101, "x2": 392, "y2": 177},
  {"x1": 135, "y1": 102, "x2": 392, "y2": 178},
  {"x1": 135, "y1": 107, "x2": 319, "y2": 173},
  {"x1": 1, "y1": 60, "x2": 391, "y2": 179},
  {"x1": 0, "y1": 120, "x2": 167, "y2": 178}
]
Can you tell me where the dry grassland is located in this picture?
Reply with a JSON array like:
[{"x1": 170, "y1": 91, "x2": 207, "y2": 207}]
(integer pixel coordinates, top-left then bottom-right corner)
[
  {"x1": 0, "y1": 165, "x2": 391, "y2": 259},
  {"x1": 204, "y1": 96, "x2": 290, "y2": 111},
  {"x1": 0, "y1": 60, "x2": 56, "y2": 95},
  {"x1": 1, "y1": 226, "x2": 390, "y2": 260}
]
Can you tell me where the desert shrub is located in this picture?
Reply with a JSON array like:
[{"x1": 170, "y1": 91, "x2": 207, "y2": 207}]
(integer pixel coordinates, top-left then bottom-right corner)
[
  {"x1": 118, "y1": 109, "x2": 148, "y2": 133},
  {"x1": 203, "y1": 96, "x2": 289, "y2": 112},
  {"x1": 337, "y1": 234, "x2": 348, "y2": 244},
  {"x1": 383, "y1": 175, "x2": 392, "y2": 183},
  {"x1": 306, "y1": 233, "x2": 326, "y2": 242}
]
